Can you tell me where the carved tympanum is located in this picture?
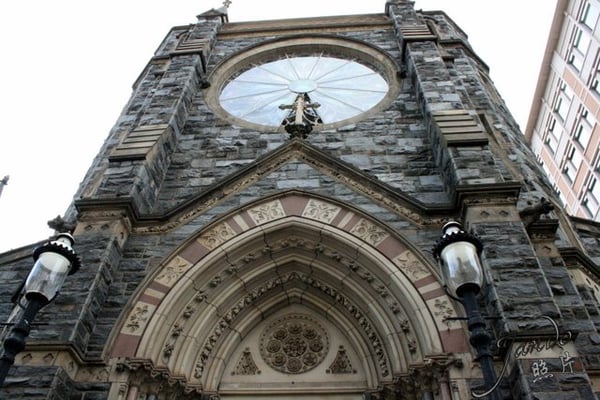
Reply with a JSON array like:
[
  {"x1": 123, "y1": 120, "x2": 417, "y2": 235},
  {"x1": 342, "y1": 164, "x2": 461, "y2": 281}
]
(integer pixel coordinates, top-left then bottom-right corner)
[{"x1": 259, "y1": 314, "x2": 329, "y2": 374}]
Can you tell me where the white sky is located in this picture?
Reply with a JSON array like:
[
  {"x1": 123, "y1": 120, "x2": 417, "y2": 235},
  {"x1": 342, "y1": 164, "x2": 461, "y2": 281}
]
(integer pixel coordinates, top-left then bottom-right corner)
[{"x1": 0, "y1": 1, "x2": 556, "y2": 252}]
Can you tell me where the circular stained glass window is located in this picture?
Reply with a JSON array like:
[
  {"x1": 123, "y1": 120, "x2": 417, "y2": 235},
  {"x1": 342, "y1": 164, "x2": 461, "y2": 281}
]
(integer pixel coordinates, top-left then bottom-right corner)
[{"x1": 218, "y1": 55, "x2": 390, "y2": 129}]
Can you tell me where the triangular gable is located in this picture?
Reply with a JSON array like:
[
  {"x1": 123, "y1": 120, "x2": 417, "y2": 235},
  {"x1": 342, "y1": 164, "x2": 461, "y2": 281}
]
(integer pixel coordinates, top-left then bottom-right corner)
[{"x1": 76, "y1": 139, "x2": 452, "y2": 234}]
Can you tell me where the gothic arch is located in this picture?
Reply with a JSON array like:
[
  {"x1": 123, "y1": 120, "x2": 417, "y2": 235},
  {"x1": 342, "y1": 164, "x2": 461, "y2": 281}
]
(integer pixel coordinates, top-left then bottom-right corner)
[{"x1": 110, "y1": 192, "x2": 468, "y2": 397}]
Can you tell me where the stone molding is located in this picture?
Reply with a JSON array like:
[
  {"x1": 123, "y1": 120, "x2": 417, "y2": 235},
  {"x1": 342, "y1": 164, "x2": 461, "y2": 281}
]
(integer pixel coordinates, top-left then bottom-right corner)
[
  {"x1": 109, "y1": 124, "x2": 171, "y2": 162},
  {"x1": 431, "y1": 110, "x2": 488, "y2": 147},
  {"x1": 218, "y1": 14, "x2": 391, "y2": 39}
]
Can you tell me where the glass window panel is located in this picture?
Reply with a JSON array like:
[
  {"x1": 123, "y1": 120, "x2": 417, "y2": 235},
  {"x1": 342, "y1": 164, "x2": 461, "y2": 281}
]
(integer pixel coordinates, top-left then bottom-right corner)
[
  {"x1": 219, "y1": 56, "x2": 389, "y2": 128},
  {"x1": 582, "y1": 1, "x2": 600, "y2": 29},
  {"x1": 575, "y1": 122, "x2": 592, "y2": 148},
  {"x1": 591, "y1": 177, "x2": 600, "y2": 202},
  {"x1": 574, "y1": 29, "x2": 591, "y2": 53},
  {"x1": 317, "y1": 88, "x2": 384, "y2": 109},
  {"x1": 288, "y1": 57, "x2": 321, "y2": 79},
  {"x1": 319, "y1": 73, "x2": 388, "y2": 92},
  {"x1": 222, "y1": 90, "x2": 293, "y2": 120},
  {"x1": 315, "y1": 62, "x2": 374, "y2": 83},
  {"x1": 220, "y1": 81, "x2": 288, "y2": 100},
  {"x1": 258, "y1": 59, "x2": 298, "y2": 82},
  {"x1": 309, "y1": 57, "x2": 352, "y2": 81}
]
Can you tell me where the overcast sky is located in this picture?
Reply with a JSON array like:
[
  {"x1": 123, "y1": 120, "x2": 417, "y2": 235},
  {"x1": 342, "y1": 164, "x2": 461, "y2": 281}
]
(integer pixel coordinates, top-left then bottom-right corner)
[{"x1": 0, "y1": 1, "x2": 556, "y2": 252}]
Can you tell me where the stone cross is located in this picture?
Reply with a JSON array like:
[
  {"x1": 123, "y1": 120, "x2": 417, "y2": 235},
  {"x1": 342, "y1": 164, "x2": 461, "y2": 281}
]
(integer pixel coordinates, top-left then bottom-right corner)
[{"x1": 279, "y1": 93, "x2": 322, "y2": 138}]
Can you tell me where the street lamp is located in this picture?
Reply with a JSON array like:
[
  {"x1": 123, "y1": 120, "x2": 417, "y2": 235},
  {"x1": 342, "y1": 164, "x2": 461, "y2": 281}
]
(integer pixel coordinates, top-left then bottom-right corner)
[
  {"x1": 432, "y1": 222, "x2": 500, "y2": 399},
  {"x1": 0, "y1": 233, "x2": 80, "y2": 386}
]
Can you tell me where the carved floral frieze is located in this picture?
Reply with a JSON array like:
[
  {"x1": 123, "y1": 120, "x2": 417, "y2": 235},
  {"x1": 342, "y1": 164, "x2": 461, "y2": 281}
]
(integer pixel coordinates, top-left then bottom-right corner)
[
  {"x1": 302, "y1": 199, "x2": 341, "y2": 223},
  {"x1": 350, "y1": 219, "x2": 389, "y2": 246},
  {"x1": 156, "y1": 256, "x2": 192, "y2": 287},
  {"x1": 248, "y1": 200, "x2": 285, "y2": 225},
  {"x1": 121, "y1": 302, "x2": 156, "y2": 336},
  {"x1": 198, "y1": 222, "x2": 236, "y2": 249}
]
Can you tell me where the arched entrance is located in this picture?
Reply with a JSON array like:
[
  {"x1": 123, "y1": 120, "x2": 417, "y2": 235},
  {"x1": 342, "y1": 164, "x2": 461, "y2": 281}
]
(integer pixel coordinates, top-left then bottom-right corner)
[{"x1": 108, "y1": 193, "x2": 467, "y2": 399}]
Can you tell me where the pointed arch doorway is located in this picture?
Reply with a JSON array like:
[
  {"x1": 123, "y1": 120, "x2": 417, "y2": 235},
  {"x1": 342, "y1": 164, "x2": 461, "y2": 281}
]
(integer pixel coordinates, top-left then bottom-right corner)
[{"x1": 110, "y1": 192, "x2": 464, "y2": 399}]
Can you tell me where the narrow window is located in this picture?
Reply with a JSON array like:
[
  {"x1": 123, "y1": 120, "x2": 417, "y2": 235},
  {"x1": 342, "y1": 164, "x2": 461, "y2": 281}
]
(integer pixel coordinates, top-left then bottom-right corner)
[{"x1": 581, "y1": 1, "x2": 600, "y2": 30}]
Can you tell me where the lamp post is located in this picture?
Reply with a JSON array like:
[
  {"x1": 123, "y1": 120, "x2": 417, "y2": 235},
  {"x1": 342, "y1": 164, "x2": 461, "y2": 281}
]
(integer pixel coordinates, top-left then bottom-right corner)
[
  {"x1": 432, "y1": 222, "x2": 500, "y2": 400},
  {"x1": 0, "y1": 233, "x2": 80, "y2": 386}
]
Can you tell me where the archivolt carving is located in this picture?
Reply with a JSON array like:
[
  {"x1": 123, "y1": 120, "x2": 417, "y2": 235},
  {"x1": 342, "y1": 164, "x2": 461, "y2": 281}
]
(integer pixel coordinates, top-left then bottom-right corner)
[
  {"x1": 150, "y1": 232, "x2": 425, "y2": 376},
  {"x1": 162, "y1": 291, "x2": 207, "y2": 361},
  {"x1": 193, "y1": 272, "x2": 393, "y2": 379}
]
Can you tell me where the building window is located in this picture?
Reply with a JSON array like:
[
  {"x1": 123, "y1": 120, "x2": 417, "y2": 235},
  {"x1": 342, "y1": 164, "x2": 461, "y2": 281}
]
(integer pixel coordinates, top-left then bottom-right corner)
[
  {"x1": 581, "y1": 1, "x2": 600, "y2": 30},
  {"x1": 563, "y1": 145, "x2": 583, "y2": 182},
  {"x1": 593, "y1": 70, "x2": 599, "y2": 93},
  {"x1": 544, "y1": 115, "x2": 560, "y2": 154},
  {"x1": 583, "y1": 176, "x2": 600, "y2": 217},
  {"x1": 591, "y1": 57, "x2": 600, "y2": 94},
  {"x1": 591, "y1": 177, "x2": 600, "y2": 202},
  {"x1": 568, "y1": 28, "x2": 591, "y2": 71},
  {"x1": 574, "y1": 108, "x2": 594, "y2": 148},
  {"x1": 554, "y1": 81, "x2": 573, "y2": 120}
]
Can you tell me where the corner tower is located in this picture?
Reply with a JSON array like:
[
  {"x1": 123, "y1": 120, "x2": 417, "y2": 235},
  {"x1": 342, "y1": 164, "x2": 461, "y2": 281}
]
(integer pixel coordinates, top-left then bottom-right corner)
[{"x1": 1, "y1": 2, "x2": 599, "y2": 399}]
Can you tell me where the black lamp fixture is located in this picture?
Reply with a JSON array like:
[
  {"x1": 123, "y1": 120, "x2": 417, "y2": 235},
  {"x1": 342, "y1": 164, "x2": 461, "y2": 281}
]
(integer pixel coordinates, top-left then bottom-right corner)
[
  {"x1": 433, "y1": 222, "x2": 500, "y2": 399},
  {"x1": 0, "y1": 233, "x2": 80, "y2": 386}
]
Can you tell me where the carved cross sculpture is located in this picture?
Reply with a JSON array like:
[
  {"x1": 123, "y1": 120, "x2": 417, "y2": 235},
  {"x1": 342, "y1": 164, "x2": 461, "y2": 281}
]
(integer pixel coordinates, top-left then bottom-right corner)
[{"x1": 279, "y1": 93, "x2": 322, "y2": 139}]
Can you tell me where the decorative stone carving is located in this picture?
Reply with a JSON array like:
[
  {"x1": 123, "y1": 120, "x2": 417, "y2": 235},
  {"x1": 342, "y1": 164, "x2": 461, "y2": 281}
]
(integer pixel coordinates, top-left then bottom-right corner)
[
  {"x1": 393, "y1": 250, "x2": 429, "y2": 281},
  {"x1": 302, "y1": 199, "x2": 341, "y2": 223},
  {"x1": 350, "y1": 219, "x2": 389, "y2": 246},
  {"x1": 156, "y1": 256, "x2": 192, "y2": 287},
  {"x1": 122, "y1": 303, "x2": 156, "y2": 335},
  {"x1": 193, "y1": 271, "x2": 392, "y2": 379},
  {"x1": 327, "y1": 346, "x2": 356, "y2": 374},
  {"x1": 248, "y1": 200, "x2": 285, "y2": 225},
  {"x1": 232, "y1": 348, "x2": 261, "y2": 375},
  {"x1": 395, "y1": 356, "x2": 462, "y2": 400},
  {"x1": 259, "y1": 314, "x2": 329, "y2": 374},
  {"x1": 432, "y1": 298, "x2": 455, "y2": 325},
  {"x1": 519, "y1": 197, "x2": 554, "y2": 227},
  {"x1": 116, "y1": 359, "x2": 204, "y2": 398},
  {"x1": 198, "y1": 222, "x2": 236, "y2": 249}
]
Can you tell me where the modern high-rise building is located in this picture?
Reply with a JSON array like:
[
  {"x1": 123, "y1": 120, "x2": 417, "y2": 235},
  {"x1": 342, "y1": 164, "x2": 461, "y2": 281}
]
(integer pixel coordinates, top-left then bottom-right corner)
[
  {"x1": 526, "y1": 0, "x2": 600, "y2": 222},
  {"x1": 1, "y1": 1, "x2": 599, "y2": 399}
]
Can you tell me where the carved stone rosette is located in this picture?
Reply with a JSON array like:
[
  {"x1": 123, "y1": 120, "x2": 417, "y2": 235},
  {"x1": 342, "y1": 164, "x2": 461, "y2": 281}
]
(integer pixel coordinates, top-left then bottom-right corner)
[{"x1": 259, "y1": 314, "x2": 329, "y2": 374}]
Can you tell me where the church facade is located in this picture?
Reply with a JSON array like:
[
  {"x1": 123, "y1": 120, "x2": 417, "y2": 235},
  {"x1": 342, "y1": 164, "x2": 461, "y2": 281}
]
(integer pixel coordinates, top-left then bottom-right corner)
[{"x1": 1, "y1": 1, "x2": 600, "y2": 399}]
